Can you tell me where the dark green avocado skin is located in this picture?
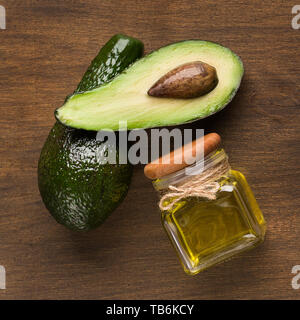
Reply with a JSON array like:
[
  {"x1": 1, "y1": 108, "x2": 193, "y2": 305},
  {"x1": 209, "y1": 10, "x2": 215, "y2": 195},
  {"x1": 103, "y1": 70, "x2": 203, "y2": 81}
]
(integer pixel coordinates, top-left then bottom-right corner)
[
  {"x1": 75, "y1": 34, "x2": 144, "y2": 93},
  {"x1": 38, "y1": 34, "x2": 144, "y2": 231},
  {"x1": 38, "y1": 123, "x2": 133, "y2": 230}
]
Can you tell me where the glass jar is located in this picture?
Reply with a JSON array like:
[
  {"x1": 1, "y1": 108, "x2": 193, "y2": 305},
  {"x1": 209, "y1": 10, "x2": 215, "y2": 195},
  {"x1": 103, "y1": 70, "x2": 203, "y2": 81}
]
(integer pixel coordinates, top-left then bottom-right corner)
[{"x1": 152, "y1": 148, "x2": 266, "y2": 275}]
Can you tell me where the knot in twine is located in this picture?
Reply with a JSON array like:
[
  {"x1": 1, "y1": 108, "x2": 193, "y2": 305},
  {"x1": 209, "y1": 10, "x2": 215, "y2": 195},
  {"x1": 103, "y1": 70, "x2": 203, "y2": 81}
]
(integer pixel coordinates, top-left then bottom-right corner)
[{"x1": 159, "y1": 157, "x2": 230, "y2": 211}]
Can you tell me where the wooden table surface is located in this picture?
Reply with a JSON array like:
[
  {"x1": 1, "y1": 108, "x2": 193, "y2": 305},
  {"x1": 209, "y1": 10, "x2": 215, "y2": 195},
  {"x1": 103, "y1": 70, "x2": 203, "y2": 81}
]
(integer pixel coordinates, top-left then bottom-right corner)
[{"x1": 0, "y1": 0, "x2": 300, "y2": 300}]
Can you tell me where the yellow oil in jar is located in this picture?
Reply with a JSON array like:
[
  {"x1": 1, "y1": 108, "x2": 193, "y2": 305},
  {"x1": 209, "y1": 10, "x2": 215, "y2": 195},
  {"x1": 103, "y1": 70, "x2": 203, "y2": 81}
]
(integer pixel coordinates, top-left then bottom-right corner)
[{"x1": 162, "y1": 170, "x2": 266, "y2": 274}]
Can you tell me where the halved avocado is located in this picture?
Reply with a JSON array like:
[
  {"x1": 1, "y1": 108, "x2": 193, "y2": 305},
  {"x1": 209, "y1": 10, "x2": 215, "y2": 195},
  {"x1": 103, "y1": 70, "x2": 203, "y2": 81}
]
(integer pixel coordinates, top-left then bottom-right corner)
[{"x1": 56, "y1": 40, "x2": 244, "y2": 131}]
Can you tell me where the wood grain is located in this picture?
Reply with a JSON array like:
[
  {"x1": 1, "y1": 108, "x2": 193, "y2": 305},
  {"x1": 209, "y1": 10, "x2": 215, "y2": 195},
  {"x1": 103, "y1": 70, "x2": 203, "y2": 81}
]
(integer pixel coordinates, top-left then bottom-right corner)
[{"x1": 0, "y1": 0, "x2": 299, "y2": 299}]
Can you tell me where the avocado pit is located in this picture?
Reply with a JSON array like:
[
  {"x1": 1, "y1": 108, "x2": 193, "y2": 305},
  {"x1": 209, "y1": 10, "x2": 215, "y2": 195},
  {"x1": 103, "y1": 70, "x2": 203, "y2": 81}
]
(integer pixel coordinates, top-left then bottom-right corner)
[{"x1": 148, "y1": 61, "x2": 218, "y2": 99}]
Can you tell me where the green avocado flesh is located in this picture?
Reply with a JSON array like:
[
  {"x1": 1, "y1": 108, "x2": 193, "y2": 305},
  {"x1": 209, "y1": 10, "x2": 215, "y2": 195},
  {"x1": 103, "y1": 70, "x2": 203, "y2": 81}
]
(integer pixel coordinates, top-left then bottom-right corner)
[
  {"x1": 38, "y1": 34, "x2": 143, "y2": 231},
  {"x1": 56, "y1": 41, "x2": 244, "y2": 131}
]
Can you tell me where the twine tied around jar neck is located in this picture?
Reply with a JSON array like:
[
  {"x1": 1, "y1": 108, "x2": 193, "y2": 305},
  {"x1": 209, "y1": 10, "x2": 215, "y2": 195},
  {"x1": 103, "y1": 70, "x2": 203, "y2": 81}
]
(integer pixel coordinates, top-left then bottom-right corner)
[{"x1": 159, "y1": 156, "x2": 230, "y2": 211}]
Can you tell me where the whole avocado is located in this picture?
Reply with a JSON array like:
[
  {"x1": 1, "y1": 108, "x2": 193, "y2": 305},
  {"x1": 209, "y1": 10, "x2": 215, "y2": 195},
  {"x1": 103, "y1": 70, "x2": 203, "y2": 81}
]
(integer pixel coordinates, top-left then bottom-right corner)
[{"x1": 38, "y1": 35, "x2": 144, "y2": 231}]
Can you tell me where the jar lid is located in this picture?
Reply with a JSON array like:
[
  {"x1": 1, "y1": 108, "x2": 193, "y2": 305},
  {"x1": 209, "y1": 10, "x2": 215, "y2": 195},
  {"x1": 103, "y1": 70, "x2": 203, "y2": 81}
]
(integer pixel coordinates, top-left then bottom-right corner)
[{"x1": 144, "y1": 133, "x2": 221, "y2": 179}]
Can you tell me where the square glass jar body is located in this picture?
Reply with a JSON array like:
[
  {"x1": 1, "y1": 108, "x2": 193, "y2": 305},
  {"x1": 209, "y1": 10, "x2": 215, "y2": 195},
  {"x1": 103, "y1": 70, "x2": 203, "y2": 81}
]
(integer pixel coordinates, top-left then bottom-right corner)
[{"x1": 154, "y1": 150, "x2": 266, "y2": 275}]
